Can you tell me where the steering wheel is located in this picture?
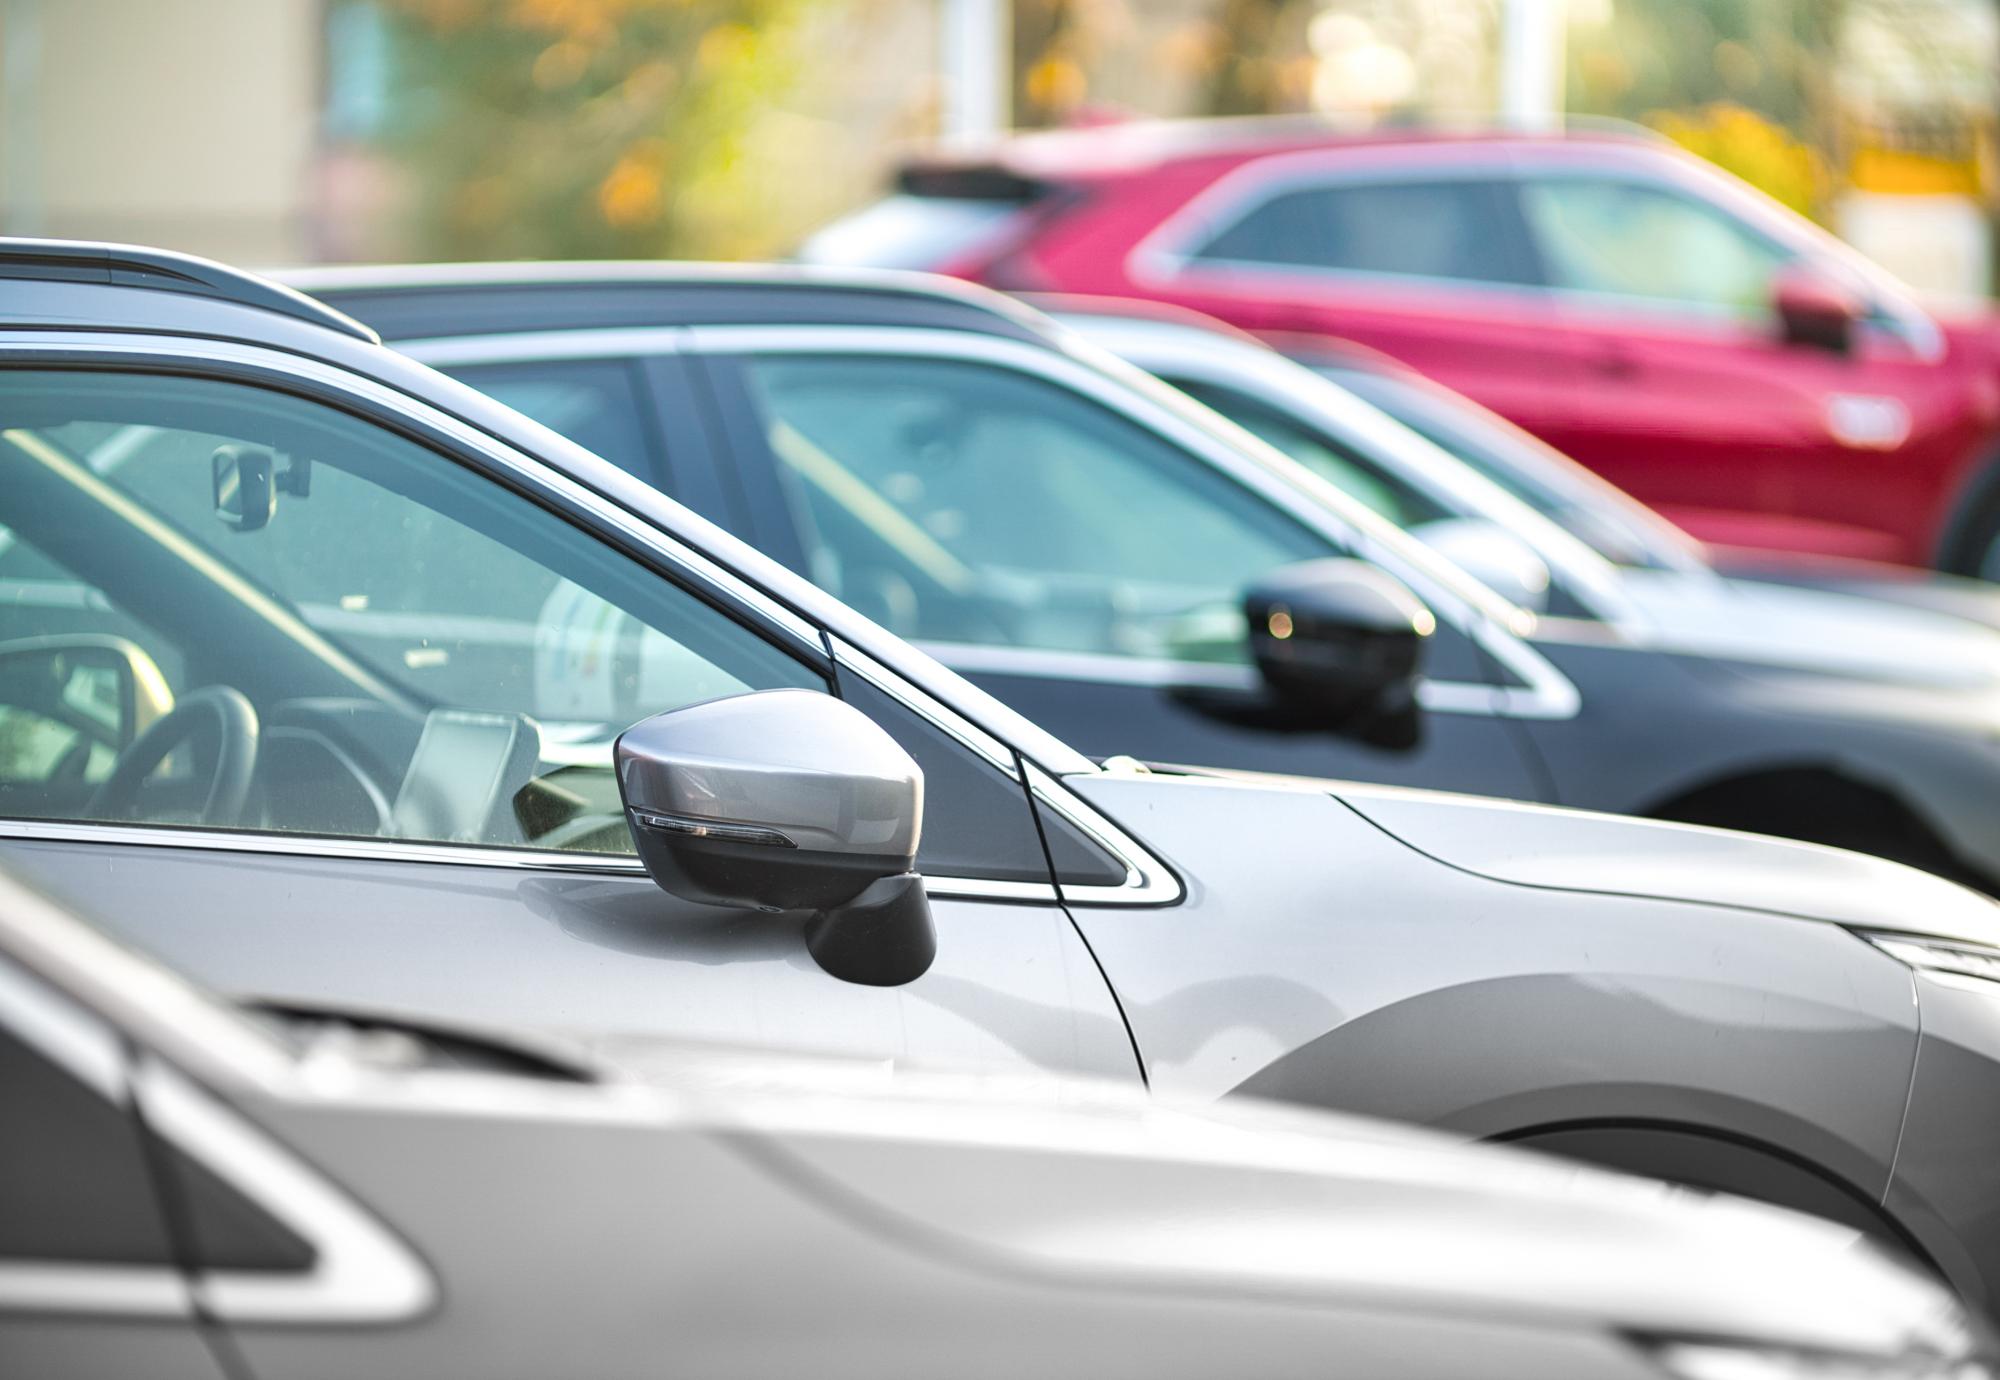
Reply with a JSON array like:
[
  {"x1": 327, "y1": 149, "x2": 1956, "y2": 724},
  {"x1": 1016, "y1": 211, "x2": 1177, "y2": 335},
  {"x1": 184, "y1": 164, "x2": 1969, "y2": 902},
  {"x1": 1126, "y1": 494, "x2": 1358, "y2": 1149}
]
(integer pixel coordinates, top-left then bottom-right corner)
[{"x1": 87, "y1": 686, "x2": 260, "y2": 827}]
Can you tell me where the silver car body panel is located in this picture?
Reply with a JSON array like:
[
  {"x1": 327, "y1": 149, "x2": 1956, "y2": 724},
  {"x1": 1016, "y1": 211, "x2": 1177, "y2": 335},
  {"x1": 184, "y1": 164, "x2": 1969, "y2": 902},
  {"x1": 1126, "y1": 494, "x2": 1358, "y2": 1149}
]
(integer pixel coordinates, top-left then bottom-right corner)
[
  {"x1": 1061, "y1": 770, "x2": 1923, "y2": 1206},
  {"x1": 0, "y1": 863, "x2": 1980, "y2": 1378}
]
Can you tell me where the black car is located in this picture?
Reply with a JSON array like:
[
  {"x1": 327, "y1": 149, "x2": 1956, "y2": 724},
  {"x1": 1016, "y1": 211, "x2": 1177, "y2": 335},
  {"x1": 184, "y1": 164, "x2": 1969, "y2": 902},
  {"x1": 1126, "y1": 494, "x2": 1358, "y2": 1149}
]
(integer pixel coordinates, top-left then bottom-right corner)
[{"x1": 292, "y1": 263, "x2": 2000, "y2": 891}]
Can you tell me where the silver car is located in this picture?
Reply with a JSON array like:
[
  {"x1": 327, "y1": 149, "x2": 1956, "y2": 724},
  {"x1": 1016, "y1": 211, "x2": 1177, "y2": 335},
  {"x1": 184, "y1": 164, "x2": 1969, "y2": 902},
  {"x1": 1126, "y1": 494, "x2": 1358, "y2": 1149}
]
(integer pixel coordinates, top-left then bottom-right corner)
[
  {"x1": 7, "y1": 242, "x2": 2000, "y2": 1316},
  {"x1": 4, "y1": 863, "x2": 1995, "y2": 1380}
]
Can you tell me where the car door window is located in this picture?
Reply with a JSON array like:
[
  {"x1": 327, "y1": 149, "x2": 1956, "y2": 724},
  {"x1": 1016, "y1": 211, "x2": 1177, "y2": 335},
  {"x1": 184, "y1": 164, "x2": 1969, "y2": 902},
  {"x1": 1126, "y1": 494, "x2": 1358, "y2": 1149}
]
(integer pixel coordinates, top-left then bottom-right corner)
[
  {"x1": 1191, "y1": 177, "x2": 1537, "y2": 286},
  {"x1": 1519, "y1": 177, "x2": 1790, "y2": 313},
  {"x1": 444, "y1": 359, "x2": 656, "y2": 483},
  {"x1": 0, "y1": 368, "x2": 823, "y2": 852},
  {"x1": 735, "y1": 353, "x2": 1332, "y2": 665}
]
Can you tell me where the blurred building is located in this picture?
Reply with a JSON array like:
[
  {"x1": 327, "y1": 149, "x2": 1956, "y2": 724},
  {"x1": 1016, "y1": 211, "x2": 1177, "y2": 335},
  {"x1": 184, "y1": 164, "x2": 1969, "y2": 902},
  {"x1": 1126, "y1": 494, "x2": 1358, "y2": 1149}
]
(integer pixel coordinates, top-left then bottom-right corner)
[{"x1": 0, "y1": 0, "x2": 318, "y2": 264}]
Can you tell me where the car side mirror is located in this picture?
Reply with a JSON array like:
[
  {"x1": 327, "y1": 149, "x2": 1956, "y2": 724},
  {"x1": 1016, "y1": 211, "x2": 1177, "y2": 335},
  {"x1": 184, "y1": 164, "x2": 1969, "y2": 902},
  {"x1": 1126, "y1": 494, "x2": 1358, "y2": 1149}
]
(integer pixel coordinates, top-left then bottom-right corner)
[
  {"x1": 1408, "y1": 517, "x2": 1552, "y2": 612},
  {"x1": 1243, "y1": 559, "x2": 1433, "y2": 748},
  {"x1": 0, "y1": 635, "x2": 171, "y2": 753},
  {"x1": 1772, "y1": 267, "x2": 1861, "y2": 355},
  {"x1": 615, "y1": 689, "x2": 936, "y2": 987}
]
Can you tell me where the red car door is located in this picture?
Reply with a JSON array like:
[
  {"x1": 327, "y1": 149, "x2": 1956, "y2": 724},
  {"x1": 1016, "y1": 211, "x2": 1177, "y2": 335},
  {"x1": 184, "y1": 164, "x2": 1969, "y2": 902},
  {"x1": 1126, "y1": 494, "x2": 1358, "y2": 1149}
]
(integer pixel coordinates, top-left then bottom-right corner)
[
  {"x1": 1133, "y1": 155, "x2": 1571, "y2": 442},
  {"x1": 1512, "y1": 169, "x2": 1953, "y2": 565}
]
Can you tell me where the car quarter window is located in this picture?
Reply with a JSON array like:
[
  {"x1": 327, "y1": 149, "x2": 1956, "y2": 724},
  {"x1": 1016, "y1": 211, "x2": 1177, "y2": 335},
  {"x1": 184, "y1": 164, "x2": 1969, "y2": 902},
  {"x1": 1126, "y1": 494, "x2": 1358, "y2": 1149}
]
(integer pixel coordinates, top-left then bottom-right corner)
[
  {"x1": 0, "y1": 368, "x2": 824, "y2": 853},
  {"x1": 0, "y1": 1019, "x2": 182, "y2": 1269},
  {"x1": 1517, "y1": 177, "x2": 1790, "y2": 312},
  {"x1": 442, "y1": 358, "x2": 656, "y2": 483},
  {"x1": 1190, "y1": 177, "x2": 1537, "y2": 286},
  {"x1": 732, "y1": 352, "x2": 1331, "y2": 665},
  {"x1": 0, "y1": 982, "x2": 313, "y2": 1275}
]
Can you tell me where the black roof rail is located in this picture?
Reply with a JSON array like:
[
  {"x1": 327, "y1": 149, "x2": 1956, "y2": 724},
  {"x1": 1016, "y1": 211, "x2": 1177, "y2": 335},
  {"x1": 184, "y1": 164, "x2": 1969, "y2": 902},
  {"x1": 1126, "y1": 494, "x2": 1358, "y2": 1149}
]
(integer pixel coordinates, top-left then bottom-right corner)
[{"x1": 0, "y1": 238, "x2": 380, "y2": 344}]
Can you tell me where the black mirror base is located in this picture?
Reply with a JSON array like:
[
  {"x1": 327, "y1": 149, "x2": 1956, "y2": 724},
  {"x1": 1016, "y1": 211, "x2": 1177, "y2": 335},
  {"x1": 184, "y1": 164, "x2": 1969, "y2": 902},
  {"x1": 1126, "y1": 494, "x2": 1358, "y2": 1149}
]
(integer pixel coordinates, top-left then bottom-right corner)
[{"x1": 805, "y1": 872, "x2": 937, "y2": 987}]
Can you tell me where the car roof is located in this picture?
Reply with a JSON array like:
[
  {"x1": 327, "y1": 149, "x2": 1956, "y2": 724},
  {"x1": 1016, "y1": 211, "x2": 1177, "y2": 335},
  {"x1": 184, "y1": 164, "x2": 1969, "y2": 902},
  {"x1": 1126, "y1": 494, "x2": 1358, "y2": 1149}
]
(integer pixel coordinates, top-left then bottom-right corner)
[
  {"x1": 897, "y1": 114, "x2": 1662, "y2": 184},
  {"x1": 280, "y1": 261, "x2": 1061, "y2": 345}
]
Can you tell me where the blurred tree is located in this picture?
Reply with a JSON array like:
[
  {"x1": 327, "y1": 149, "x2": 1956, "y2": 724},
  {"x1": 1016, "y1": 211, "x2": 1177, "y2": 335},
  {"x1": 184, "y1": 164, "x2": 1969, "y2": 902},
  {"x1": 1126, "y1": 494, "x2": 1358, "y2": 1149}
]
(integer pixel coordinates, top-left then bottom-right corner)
[
  {"x1": 350, "y1": 0, "x2": 813, "y2": 260},
  {"x1": 1647, "y1": 103, "x2": 1830, "y2": 217}
]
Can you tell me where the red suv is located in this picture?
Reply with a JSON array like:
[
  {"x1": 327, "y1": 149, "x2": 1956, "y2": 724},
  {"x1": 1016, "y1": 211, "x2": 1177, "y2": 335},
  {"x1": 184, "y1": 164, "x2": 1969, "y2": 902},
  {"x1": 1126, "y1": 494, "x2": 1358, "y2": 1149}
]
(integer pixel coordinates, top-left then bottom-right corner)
[{"x1": 804, "y1": 120, "x2": 2000, "y2": 575}]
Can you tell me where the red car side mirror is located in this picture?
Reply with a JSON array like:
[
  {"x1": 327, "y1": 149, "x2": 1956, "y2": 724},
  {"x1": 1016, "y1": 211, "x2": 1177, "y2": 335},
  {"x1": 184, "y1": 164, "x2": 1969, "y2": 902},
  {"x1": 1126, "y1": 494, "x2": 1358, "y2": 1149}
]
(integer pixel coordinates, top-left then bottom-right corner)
[{"x1": 1772, "y1": 267, "x2": 1862, "y2": 355}]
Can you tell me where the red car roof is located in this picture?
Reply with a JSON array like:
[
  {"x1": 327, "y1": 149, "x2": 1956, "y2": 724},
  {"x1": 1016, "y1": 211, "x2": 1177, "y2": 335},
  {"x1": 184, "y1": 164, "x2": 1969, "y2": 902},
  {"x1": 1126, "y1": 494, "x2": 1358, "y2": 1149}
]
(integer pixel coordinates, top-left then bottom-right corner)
[{"x1": 904, "y1": 115, "x2": 1660, "y2": 185}]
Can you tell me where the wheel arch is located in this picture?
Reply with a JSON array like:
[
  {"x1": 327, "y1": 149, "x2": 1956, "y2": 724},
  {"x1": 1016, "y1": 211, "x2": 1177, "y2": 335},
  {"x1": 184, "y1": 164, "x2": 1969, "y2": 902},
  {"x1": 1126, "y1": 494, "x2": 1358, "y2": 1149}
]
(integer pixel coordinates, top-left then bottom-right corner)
[
  {"x1": 1931, "y1": 439, "x2": 2000, "y2": 575},
  {"x1": 1494, "y1": 1118, "x2": 1945, "y2": 1281},
  {"x1": 1642, "y1": 762, "x2": 1991, "y2": 891}
]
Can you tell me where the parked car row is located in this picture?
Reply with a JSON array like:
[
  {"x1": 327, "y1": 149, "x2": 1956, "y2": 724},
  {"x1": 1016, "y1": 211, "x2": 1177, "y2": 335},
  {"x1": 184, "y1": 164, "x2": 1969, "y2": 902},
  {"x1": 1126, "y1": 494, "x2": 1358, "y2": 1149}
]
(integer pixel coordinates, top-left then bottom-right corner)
[
  {"x1": 805, "y1": 117, "x2": 2000, "y2": 576},
  {"x1": 6, "y1": 235, "x2": 2000, "y2": 1375}
]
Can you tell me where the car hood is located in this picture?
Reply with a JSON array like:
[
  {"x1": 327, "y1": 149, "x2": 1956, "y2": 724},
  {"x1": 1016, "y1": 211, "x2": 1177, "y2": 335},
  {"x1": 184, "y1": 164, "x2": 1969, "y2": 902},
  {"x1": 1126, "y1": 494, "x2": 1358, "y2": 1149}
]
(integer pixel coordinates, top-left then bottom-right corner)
[
  {"x1": 1711, "y1": 549, "x2": 2000, "y2": 637},
  {"x1": 1334, "y1": 778, "x2": 2000, "y2": 946},
  {"x1": 609, "y1": 1043, "x2": 1968, "y2": 1358},
  {"x1": 1617, "y1": 567, "x2": 2000, "y2": 691}
]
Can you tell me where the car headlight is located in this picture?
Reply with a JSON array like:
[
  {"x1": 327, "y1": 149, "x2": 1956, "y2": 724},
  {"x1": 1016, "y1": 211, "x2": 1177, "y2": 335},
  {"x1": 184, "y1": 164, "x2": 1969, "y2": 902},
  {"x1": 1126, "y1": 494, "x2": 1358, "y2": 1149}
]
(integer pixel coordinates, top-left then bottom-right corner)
[
  {"x1": 1858, "y1": 932, "x2": 2000, "y2": 984},
  {"x1": 1652, "y1": 1341, "x2": 1991, "y2": 1380}
]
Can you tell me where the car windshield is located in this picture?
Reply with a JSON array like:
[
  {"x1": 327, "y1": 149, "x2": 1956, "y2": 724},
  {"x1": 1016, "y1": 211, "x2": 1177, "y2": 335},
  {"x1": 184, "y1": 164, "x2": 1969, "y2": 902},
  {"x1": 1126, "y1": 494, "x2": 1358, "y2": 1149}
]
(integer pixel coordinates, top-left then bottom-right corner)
[{"x1": 1320, "y1": 365, "x2": 1711, "y2": 574}]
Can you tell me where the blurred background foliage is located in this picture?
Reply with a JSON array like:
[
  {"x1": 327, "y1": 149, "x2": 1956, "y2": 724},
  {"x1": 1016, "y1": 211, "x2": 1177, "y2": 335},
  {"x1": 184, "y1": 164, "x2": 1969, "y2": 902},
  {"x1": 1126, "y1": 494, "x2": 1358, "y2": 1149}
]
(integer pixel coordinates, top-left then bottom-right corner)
[
  {"x1": 355, "y1": 0, "x2": 815, "y2": 260},
  {"x1": 317, "y1": 0, "x2": 1995, "y2": 274}
]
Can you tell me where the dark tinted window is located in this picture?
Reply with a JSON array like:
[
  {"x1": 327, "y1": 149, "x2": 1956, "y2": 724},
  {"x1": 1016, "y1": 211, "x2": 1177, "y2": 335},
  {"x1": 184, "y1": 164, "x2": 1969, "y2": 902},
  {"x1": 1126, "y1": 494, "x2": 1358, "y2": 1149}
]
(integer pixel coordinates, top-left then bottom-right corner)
[
  {"x1": 832, "y1": 665, "x2": 1125, "y2": 887},
  {"x1": 445, "y1": 359, "x2": 655, "y2": 481},
  {"x1": 0, "y1": 1023, "x2": 173, "y2": 1265},
  {"x1": 835, "y1": 665, "x2": 1052, "y2": 883},
  {"x1": 1193, "y1": 179, "x2": 1535, "y2": 286}
]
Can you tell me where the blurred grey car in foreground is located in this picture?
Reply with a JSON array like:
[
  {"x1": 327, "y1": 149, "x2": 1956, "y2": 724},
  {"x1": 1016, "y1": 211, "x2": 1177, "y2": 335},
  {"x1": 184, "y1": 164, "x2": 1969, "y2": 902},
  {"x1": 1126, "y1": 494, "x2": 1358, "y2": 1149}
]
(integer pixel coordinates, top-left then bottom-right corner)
[
  {"x1": 1, "y1": 865, "x2": 1991, "y2": 1380},
  {"x1": 10, "y1": 245, "x2": 2000, "y2": 1316}
]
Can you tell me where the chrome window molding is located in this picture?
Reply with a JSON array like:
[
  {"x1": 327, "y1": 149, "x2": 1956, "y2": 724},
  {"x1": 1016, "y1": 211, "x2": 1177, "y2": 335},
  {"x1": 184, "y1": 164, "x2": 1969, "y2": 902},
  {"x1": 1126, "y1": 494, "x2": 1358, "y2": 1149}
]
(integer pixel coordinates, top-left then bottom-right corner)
[
  {"x1": 0, "y1": 815, "x2": 1088, "y2": 905},
  {"x1": 1023, "y1": 761, "x2": 1183, "y2": 906},
  {"x1": 920, "y1": 640, "x2": 1570, "y2": 721},
  {"x1": 0, "y1": 949, "x2": 433, "y2": 1325}
]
